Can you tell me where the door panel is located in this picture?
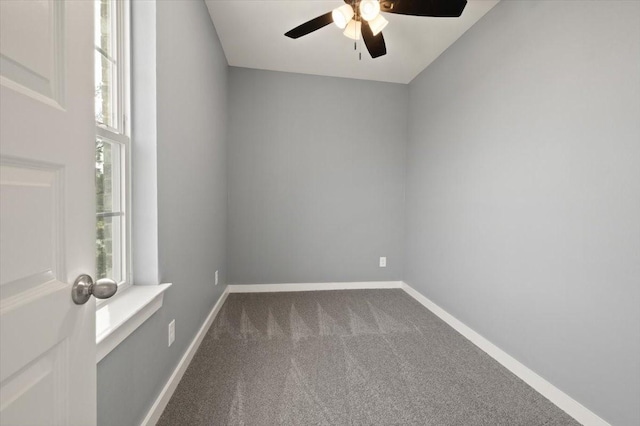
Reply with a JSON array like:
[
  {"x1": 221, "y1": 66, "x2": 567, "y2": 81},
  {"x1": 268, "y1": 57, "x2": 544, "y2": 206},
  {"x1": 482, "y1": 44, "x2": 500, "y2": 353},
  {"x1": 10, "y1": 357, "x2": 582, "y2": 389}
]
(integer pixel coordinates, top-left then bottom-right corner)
[
  {"x1": 0, "y1": 0, "x2": 96, "y2": 425},
  {"x1": 0, "y1": 339, "x2": 68, "y2": 425},
  {"x1": 0, "y1": 0, "x2": 65, "y2": 106},
  {"x1": 0, "y1": 162, "x2": 63, "y2": 293}
]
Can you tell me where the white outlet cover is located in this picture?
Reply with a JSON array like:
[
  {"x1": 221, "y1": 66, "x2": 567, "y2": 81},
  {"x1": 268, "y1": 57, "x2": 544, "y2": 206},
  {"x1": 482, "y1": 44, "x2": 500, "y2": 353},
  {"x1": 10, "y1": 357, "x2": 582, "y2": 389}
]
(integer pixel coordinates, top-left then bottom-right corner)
[
  {"x1": 215, "y1": 270, "x2": 219, "y2": 285},
  {"x1": 168, "y1": 319, "x2": 175, "y2": 347},
  {"x1": 379, "y1": 257, "x2": 387, "y2": 268}
]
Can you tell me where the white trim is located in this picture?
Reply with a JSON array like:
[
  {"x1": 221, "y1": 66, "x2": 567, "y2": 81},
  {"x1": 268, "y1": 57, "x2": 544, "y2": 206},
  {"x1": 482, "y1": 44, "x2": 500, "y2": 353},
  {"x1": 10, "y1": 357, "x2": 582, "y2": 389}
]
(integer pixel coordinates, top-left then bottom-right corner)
[
  {"x1": 140, "y1": 287, "x2": 230, "y2": 426},
  {"x1": 227, "y1": 281, "x2": 402, "y2": 293},
  {"x1": 96, "y1": 283, "x2": 171, "y2": 362},
  {"x1": 95, "y1": 126, "x2": 129, "y2": 145},
  {"x1": 400, "y1": 282, "x2": 610, "y2": 426}
]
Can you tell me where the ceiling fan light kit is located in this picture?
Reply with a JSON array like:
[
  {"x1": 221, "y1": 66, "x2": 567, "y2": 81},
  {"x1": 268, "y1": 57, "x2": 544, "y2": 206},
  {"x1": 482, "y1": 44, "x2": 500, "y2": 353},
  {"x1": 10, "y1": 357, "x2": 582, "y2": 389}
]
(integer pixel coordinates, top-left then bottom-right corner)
[{"x1": 285, "y1": 0, "x2": 468, "y2": 59}]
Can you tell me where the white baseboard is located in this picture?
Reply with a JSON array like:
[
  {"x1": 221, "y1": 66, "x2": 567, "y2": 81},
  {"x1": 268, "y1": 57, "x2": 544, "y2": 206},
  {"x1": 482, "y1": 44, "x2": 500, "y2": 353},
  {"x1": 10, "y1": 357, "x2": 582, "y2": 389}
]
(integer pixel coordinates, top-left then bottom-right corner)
[
  {"x1": 400, "y1": 282, "x2": 609, "y2": 426},
  {"x1": 227, "y1": 281, "x2": 403, "y2": 293},
  {"x1": 140, "y1": 287, "x2": 230, "y2": 426}
]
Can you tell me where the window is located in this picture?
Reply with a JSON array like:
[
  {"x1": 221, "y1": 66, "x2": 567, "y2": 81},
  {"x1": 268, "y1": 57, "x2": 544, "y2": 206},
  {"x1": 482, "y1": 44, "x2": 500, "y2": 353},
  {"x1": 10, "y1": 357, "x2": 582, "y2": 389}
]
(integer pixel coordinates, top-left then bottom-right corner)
[{"x1": 95, "y1": 0, "x2": 130, "y2": 288}]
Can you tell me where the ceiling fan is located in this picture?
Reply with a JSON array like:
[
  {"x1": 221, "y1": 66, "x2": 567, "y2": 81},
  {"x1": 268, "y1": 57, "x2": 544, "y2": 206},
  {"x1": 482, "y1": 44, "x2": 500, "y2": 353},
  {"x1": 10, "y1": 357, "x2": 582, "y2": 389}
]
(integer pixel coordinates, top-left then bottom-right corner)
[{"x1": 285, "y1": 0, "x2": 468, "y2": 59}]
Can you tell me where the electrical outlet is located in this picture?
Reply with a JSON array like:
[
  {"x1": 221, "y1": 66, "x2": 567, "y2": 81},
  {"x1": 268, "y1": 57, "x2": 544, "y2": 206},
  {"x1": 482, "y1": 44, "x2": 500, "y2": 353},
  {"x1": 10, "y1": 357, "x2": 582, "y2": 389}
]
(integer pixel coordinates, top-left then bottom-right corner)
[
  {"x1": 168, "y1": 319, "x2": 175, "y2": 347},
  {"x1": 379, "y1": 257, "x2": 387, "y2": 268},
  {"x1": 215, "y1": 270, "x2": 219, "y2": 285}
]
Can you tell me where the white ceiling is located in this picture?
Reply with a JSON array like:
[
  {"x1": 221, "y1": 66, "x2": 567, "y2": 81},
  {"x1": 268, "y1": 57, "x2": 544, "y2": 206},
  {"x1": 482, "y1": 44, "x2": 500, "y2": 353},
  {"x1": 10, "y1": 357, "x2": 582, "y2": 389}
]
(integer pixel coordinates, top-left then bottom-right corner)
[{"x1": 205, "y1": 0, "x2": 499, "y2": 84}]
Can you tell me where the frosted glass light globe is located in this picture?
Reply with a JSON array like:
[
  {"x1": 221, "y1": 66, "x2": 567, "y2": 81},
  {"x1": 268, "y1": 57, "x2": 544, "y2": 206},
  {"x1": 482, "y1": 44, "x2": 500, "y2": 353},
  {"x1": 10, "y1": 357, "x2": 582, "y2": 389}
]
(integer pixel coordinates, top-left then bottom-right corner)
[
  {"x1": 332, "y1": 4, "x2": 354, "y2": 29},
  {"x1": 359, "y1": 0, "x2": 381, "y2": 21},
  {"x1": 343, "y1": 19, "x2": 362, "y2": 40},
  {"x1": 369, "y1": 14, "x2": 388, "y2": 35}
]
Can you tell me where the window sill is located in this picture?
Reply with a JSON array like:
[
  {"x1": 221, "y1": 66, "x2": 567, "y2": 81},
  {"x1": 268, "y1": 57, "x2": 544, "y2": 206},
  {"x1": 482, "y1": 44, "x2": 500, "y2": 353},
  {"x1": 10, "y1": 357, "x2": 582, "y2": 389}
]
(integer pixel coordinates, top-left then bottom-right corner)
[{"x1": 96, "y1": 283, "x2": 172, "y2": 363}]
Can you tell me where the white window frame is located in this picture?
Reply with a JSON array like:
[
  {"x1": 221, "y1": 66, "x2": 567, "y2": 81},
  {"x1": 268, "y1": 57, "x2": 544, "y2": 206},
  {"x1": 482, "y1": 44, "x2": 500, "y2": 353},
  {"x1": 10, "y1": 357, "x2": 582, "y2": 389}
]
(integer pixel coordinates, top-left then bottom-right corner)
[{"x1": 95, "y1": 0, "x2": 132, "y2": 295}]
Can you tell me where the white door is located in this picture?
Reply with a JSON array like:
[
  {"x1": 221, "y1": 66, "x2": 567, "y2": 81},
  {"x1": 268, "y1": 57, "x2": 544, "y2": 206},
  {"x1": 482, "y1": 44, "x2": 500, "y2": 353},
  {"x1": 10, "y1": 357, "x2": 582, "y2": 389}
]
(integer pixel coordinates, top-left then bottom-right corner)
[{"x1": 0, "y1": 0, "x2": 98, "y2": 425}]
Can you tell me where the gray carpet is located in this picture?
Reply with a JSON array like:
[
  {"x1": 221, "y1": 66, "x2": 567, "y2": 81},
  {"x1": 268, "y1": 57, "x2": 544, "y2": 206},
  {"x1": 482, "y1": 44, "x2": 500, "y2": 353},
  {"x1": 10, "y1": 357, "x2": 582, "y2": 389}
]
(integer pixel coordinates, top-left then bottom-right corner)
[{"x1": 158, "y1": 289, "x2": 578, "y2": 425}]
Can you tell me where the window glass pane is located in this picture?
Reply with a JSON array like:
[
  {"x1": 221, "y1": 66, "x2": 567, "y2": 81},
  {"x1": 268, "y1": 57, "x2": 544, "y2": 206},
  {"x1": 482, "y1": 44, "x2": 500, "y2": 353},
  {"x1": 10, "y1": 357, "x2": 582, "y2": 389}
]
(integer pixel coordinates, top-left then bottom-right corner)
[
  {"x1": 95, "y1": 0, "x2": 116, "y2": 59},
  {"x1": 95, "y1": 50, "x2": 118, "y2": 128},
  {"x1": 96, "y1": 139, "x2": 121, "y2": 213},
  {"x1": 96, "y1": 215, "x2": 123, "y2": 282},
  {"x1": 96, "y1": 139, "x2": 124, "y2": 282},
  {"x1": 94, "y1": 0, "x2": 128, "y2": 285}
]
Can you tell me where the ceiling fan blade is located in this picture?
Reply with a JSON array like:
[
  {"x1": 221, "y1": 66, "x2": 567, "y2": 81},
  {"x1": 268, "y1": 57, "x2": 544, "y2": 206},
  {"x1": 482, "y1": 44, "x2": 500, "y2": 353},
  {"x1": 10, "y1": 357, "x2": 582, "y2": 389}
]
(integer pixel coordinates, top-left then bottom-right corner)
[
  {"x1": 285, "y1": 12, "x2": 334, "y2": 39},
  {"x1": 380, "y1": 0, "x2": 467, "y2": 17},
  {"x1": 361, "y1": 21, "x2": 387, "y2": 59}
]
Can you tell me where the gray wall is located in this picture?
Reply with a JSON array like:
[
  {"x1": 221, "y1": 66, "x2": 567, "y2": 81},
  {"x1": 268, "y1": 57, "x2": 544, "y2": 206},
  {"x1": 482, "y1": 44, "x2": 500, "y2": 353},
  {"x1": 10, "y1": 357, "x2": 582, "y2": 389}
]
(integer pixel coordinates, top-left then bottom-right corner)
[
  {"x1": 404, "y1": 1, "x2": 640, "y2": 425},
  {"x1": 227, "y1": 68, "x2": 408, "y2": 284},
  {"x1": 96, "y1": 1, "x2": 639, "y2": 424},
  {"x1": 97, "y1": 1, "x2": 228, "y2": 425}
]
